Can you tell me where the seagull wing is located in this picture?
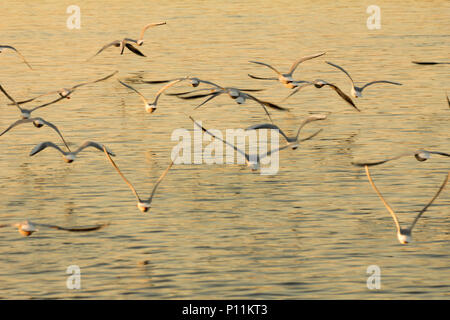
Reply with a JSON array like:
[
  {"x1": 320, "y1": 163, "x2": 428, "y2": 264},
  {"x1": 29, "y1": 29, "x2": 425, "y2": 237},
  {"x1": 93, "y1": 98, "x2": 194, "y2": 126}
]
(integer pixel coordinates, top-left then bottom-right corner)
[
  {"x1": 147, "y1": 160, "x2": 174, "y2": 202},
  {"x1": 351, "y1": 152, "x2": 413, "y2": 167},
  {"x1": 360, "y1": 80, "x2": 402, "y2": 91},
  {"x1": 189, "y1": 116, "x2": 248, "y2": 161},
  {"x1": 103, "y1": 145, "x2": 141, "y2": 202},
  {"x1": 138, "y1": 22, "x2": 167, "y2": 42},
  {"x1": 287, "y1": 52, "x2": 326, "y2": 76},
  {"x1": 29, "y1": 93, "x2": 72, "y2": 112},
  {"x1": 282, "y1": 82, "x2": 314, "y2": 101},
  {"x1": 249, "y1": 61, "x2": 282, "y2": 76},
  {"x1": 33, "y1": 222, "x2": 109, "y2": 232},
  {"x1": 30, "y1": 141, "x2": 65, "y2": 156},
  {"x1": 247, "y1": 74, "x2": 278, "y2": 81},
  {"x1": 295, "y1": 114, "x2": 328, "y2": 140},
  {"x1": 326, "y1": 61, "x2": 355, "y2": 86},
  {"x1": 409, "y1": 172, "x2": 449, "y2": 231},
  {"x1": 0, "y1": 45, "x2": 32, "y2": 70},
  {"x1": 125, "y1": 43, "x2": 146, "y2": 57},
  {"x1": 245, "y1": 123, "x2": 290, "y2": 142},
  {"x1": 118, "y1": 80, "x2": 148, "y2": 104},
  {"x1": 76, "y1": 141, "x2": 115, "y2": 156},
  {"x1": 87, "y1": 40, "x2": 121, "y2": 61},
  {"x1": 152, "y1": 79, "x2": 185, "y2": 105},
  {"x1": 71, "y1": 70, "x2": 119, "y2": 89},
  {"x1": 364, "y1": 165, "x2": 402, "y2": 233},
  {"x1": 0, "y1": 84, "x2": 23, "y2": 111},
  {"x1": 323, "y1": 83, "x2": 360, "y2": 112}
]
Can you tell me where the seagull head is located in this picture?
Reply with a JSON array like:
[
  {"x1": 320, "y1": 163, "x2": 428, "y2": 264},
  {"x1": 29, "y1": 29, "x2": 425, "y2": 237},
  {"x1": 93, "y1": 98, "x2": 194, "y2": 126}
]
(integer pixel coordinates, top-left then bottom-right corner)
[
  {"x1": 415, "y1": 150, "x2": 430, "y2": 162},
  {"x1": 189, "y1": 78, "x2": 200, "y2": 87},
  {"x1": 63, "y1": 154, "x2": 76, "y2": 163},
  {"x1": 17, "y1": 221, "x2": 38, "y2": 237},
  {"x1": 33, "y1": 119, "x2": 44, "y2": 128},
  {"x1": 137, "y1": 201, "x2": 151, "y2": 213},
  {"x1": 21, "y1": 111, "x2": 31, "y2": 119},
  {"x1": 137, "y1": 40, "x2": 144, "y2": 46},
  {"x1": 351, "y1": 87, "x2": 362, "y2": 98},
  {"x1": 145, "y1": 103, "x2": 157, "y2": 113},
  {"x1": 397, "y1": 229, "x2": 412, "y2": 245}
]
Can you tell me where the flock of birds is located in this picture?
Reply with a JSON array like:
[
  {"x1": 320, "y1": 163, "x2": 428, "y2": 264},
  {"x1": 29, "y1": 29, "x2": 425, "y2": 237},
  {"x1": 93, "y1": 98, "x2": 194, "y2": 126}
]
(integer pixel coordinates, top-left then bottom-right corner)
[{"x1": 0, "y1": 22, "x2": 449, "y2": 245}]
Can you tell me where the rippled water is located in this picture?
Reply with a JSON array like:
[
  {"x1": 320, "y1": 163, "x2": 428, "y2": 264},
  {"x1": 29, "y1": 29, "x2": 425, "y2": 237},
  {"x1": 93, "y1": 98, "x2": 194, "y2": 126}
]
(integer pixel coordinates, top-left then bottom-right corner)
[{"x1": 0, "y1": 1, "x2": 449, "y2": 299}]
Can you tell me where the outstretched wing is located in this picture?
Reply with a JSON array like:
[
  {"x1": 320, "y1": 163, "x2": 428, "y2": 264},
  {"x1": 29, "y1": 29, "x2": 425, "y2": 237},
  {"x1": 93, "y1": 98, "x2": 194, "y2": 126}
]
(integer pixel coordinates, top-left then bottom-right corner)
[
  {"x1": 249, "y1": 61, "x2": 282, "y2": 76},
  {"x1": 324, "y1": 83, "x2": 360, "y2": 112},
  {"x1": 409, "y1": 172, "x2": 449, "y2": 232},
  {"x1": 30, "y1": 141, "x2": 65, "y2": 156},
  {"x1": 125, "y1": 43, "x2": 146, "y2": 57},
  {"x1": 288, "y1": 52, "x2": 326, "y2": 76},
  {"x1": 77, "y1": 141, "x2": 115, "y2": 156},
  {"x1": 0, "y1": 45, "x2": 32, "y2": 70},
  {"x1": 0, "y1": 84, "x2": 23, "y2": 111},
  {"x1": 189, "y1": 116, "x2": 249, "y2": 161},
  {"x1": 118, "y1": 80, "x2": 148, "y2": 104},
  {"x1": 147, "y1": 160, "x2": 175, "y2": 202},
  {"x1": 326, "y1": 61, "x2": 354, "y2": 85},
  {"x1": 87, "y1": 40, "x2": 121, "y2": 61},
  {"x1": 103, "y1": 145, "x2": 141, "y2": 202},
  {"x1": 138, "y1": 22, "x2": 167, "y2": 42},
  {"x1": 245, "y1": 123, "x2": 289, "y2": 142},
  {"x1": 360, "y1": 80, "x2": 402, "y2": 91},
  {"x1": 247, "y1": 74, "x2": 278, "y2": 81},
  {"x1": 72, "y1": 70, "x2": 119, "y2": 89},
  {"x1": 34, "y1": 222, "x2": 109, "y2": 232}
]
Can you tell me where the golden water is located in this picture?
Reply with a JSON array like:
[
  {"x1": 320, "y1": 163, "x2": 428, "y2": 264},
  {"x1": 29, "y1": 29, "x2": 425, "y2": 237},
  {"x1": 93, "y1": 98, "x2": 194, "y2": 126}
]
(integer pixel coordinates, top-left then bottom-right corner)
[{"x1": 0, "y1": 0, "x2": 448, "y2": 299}]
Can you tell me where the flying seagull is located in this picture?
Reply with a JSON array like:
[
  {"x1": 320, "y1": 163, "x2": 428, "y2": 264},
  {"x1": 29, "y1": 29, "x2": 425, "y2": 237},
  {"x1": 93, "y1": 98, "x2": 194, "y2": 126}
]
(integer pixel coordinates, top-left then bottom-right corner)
[
  {"x1": 11, "y1": 71, "x2": 118, "y2": 105},
  {"x1": 189, "y1": 116, "x2": 290, "y2": 171},
  {"x1": 248, "y1": 52, "x2": 326, "y2": 89},
  {"x1": 0, "y1": 220, "x2": 109, "y2": 237},
  {"x1": 0, "y1": 45, "x2": 33, "y2": 70},
  {"x1": 0, "y1": 84, "x2": 71, "y2": 119},
  {"x1": 0, "y1": 117, "x2": 70, "y2": 150},
  {"x1": 352, "y1": 149, "x2": 450, "y2": 167},
  {"x1": 245, "y1": 114, "x2": 327, "y2": 149},
  {"x1": 103, "y1": 146, "x2": 175, "y2": 212},
  {"x1": 364, "y1": 165, "x2": 449, "y2": 244},
  {"x1": 30, "y1": 141, "x2": 115, "y2": 163},
  {"x1": 88, "y1": 22, "x2": 166, "y2": 60},
  {"x1": 326, "y1": 61, "x2": 402, "y2": 98},
  {"x1": 412, "y1": 61, "x2": 450, "y2": 65},
  {"x1": 284, "y1": 79, "x2": 360, "y2": 112},
  {"x1": 118, "y1": 78, "x2": 185, "y2": 113}
]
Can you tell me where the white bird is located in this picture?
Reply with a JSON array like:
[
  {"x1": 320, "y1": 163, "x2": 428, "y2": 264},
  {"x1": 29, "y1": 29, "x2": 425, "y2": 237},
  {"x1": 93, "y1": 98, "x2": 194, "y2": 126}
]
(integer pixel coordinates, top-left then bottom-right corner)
[
  {"x1": 0, "y1": 117, "x2": 70, "y2": 150},
  {"x1": 326, "y1": 61, "x2": 402, "y2": 98},
  {"x1": 189, "y1": 116, "x2": 290, "y2": 171},
  {"x1": 0, "y1": 220, "x2": 109, "y2": 237},
  {"x1": 118, "y1": 78, "x2": 185, "y2": 113},
  {"x1": 103, "y1": 146, "x2": 175, "y2": 212},
  {"x1": 284, "y1": 79, "x2": 360, "y2": 112},
  {"x1": 174, "y1": 80, "x2": 288, "y2": 124},
  {"x1": 11, "y1": 71, "x2": 118, "y2": 105},
  {"x1": 352, "y1": 150, "x2": 450, "y2": 167},
  {"x1": 0, "y1": 45, "x2": 32, "y2": 70},
  {"x1": 245, "y1": 114, "x2": 327, "y2": 149},
  {"x1": 364, "y1": 165, "x2": 449, "y2": 244},
  {"x1": 0, "y1": 84, "x2": 71, "y2": 119},
  {"x1": 247, "y1": 52, "x2": 327, "y2": 89},
  {"x1": 88, "y1": 22, "x2": 166, "y2": 60},
  {"x1": 30, "y1": 141, "x2": 115, "y2": 163}
]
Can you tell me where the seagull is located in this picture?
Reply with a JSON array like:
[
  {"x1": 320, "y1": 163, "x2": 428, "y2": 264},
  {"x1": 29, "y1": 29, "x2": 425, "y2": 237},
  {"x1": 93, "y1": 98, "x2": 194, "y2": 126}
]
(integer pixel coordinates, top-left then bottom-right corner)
[
  {"x1": 352, "y1": 149, "x2": 450, "y2": 167},
  {"x1": 103, "y1": 146, "x2": 174, "y2": 212},
  {"x1": 412, "y1": 61, "x2": 450, "y2": 65},
  {"x1": 245, "y1": 114, "x2": 327, "y2": 149},
  {"x1": 189, "y1": 116, "x2": 290, "y2": 171},
  {"x1": 364, "y1": 165, "x2": 449, "y2": 244},
  {"x1": 0, "y1": 84, "x2": 70, "y2": 119},
  {"x1": 11, "y1": 71, "x2": 118, "y2": 105},
  {"x1": 30, "y1": 141, "x2": 115, "y2": 163},
  {"x1": 118, "y1": 78, "x2": 185, "y2": 113},
  {"x1": 248, "y1": 52, "x2": 327, "y2": 89},
  {"x1": 174, "y1": 80, "x2": 288, "y2": 123},
  {"x1": 325, "y1": 61, "x2": 402, "y2": 98},
  {"x1": 88, "y1": 22, "x2": 166, "y2": 60},
  {"x1": 0, "y1": 117, "x2": 70, "y2": 150},
  {"x1": 284, "y1": 79, "x2": 360, "y2": 112},
  {"x1": 0, "y1": 220, "x2": 109, "y2": 237},
  {"x1": 0, "y1": 45, "x2": 33, "y2": 70}
]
